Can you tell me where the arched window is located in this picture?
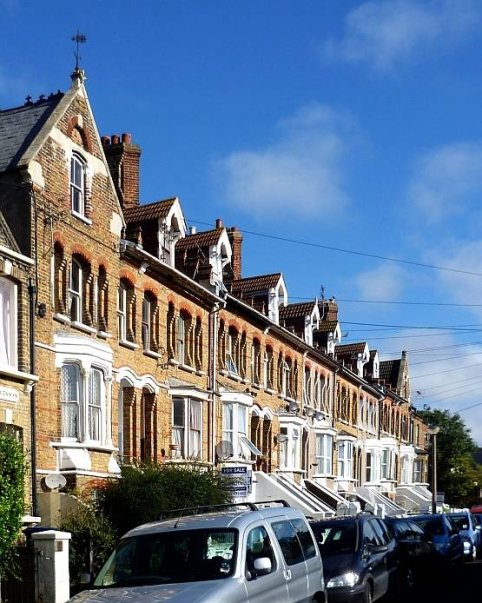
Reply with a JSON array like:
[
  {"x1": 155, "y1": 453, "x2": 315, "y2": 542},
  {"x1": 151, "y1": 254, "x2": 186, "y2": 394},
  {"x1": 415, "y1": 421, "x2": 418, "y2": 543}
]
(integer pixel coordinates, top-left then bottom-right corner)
[
  {"x1": 142, "y1": 292, "x2": 158, "y2": 354},
  {"x1": 118, "y1": 279, "x2": 136, "y2": 343}
]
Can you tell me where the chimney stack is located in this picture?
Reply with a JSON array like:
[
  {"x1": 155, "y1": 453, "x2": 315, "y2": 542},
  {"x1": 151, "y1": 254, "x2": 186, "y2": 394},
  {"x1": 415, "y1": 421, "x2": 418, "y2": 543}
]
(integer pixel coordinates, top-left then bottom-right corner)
[
  {"x1": 227, "y1": 226, "x2": 243, "y2": 281},
  {"x1": 102, "y1": 132, "x2": 141, "y2": 208}
]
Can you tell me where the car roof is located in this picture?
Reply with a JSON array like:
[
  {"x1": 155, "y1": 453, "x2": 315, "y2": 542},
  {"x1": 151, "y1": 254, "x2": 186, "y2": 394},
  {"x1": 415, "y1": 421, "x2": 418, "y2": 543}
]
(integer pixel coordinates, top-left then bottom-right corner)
[
  {"x1": 309, "y1": 514, "x2": 373, "y2": 526},
  {"x1": 123, "y1": 501, "x2": 306, "y2": 538}
]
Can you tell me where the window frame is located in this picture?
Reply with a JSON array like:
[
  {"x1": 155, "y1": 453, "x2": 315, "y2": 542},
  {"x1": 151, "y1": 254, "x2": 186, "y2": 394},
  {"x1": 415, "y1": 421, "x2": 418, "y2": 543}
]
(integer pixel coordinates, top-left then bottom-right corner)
[
  {"x1": 0, "y1": 277, "x2": 17, "y2": 369},
  {"x1": 70, "y1": 152, "x2": 86, "y2": 217},
  {"x1": 172, "y1": 396, "x2": 202, "y2": 459}
]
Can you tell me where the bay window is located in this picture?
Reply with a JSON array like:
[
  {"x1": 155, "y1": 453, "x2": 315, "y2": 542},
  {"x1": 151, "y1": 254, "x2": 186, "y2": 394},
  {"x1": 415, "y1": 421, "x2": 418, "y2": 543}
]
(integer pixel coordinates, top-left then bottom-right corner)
[
  {"x1": 315, "y1": 433, "x2": 333, "y2": 475},
  {"x1": 172, "y1": 397, "x2": 202, "y2": 459},
  {"x1": 337, "y1": 440, "x2": 354, "y2": 479}
]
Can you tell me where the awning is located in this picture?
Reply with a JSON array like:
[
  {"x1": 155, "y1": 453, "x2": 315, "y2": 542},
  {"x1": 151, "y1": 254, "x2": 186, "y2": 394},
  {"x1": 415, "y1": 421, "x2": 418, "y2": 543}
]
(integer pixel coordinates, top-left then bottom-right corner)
[{"x1": 240, "y1": 436, "x2": 262, "y2": 456}]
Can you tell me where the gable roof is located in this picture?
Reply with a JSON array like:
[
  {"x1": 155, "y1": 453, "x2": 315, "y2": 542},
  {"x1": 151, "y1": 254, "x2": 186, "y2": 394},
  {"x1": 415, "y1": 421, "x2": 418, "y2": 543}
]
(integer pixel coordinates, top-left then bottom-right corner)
[
  {"x1": 0, "y1": 94, "x2": 64, "y2": 172},
  {"x1": 230, "y1": 273, "x2": 283, "y2": 296},
  {"x1": 379, "y1": 359, "x2": 402, "y2": 390},
  {"x1": 123, "y1": 198, "x2": 177, "y2": 223}
]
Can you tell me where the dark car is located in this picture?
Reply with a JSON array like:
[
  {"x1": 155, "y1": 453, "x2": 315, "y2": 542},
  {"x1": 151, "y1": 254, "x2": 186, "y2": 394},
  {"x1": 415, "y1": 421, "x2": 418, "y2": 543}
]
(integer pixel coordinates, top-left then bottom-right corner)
[
  {"x1": 470, "y1": 512, "x2": 482, "y2": 556},
  {"x1": 310, "y1": 514, "x2": 398, "y2": 603},
  {"x1": 384, "y1": 516, "x2": 436, "y2": 589},
  {"x1": 409, "y1": 513, "x2": 464, "y2": 568},
  {"x1": 447, "y1": 511, "x2": 480, "y2": 561}
]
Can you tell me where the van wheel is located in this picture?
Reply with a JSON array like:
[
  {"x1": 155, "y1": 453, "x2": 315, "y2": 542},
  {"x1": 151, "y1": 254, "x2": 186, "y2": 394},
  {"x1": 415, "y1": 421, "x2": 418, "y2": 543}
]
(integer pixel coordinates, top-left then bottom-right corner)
[{"x1": 361, "y1": 582, "x2": 373, "y2": 603}]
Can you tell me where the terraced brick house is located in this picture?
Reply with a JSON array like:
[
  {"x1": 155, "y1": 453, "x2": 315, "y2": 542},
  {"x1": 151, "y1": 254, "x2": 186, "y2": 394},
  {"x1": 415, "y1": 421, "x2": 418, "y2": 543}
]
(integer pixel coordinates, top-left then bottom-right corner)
[{"x1": 0, "y1": 68, "x2": 430, "y2": 525}]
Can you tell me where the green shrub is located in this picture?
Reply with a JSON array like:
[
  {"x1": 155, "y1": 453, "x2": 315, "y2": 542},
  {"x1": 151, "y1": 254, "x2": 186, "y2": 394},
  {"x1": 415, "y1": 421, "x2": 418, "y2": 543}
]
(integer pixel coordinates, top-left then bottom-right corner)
[
  {"x1": 0, "y1": 432, "x2": 26, "y2": 578},
  {"x1": 97, "y1": 462, "x2": 233, "y2": 537}
]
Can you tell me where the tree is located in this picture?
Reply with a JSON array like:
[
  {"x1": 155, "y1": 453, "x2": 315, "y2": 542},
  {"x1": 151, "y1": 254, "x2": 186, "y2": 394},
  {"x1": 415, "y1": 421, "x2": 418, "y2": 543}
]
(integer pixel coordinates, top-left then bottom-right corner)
[
  {"x1": 96, "y1": 462, "x2": 233, "y2": 538},
  {"x1": 418, "y1": 408, "x2": 480, "y2": 506},
  {"x1": 0, "y1": 432, "x2": 26, "y2": 578}
]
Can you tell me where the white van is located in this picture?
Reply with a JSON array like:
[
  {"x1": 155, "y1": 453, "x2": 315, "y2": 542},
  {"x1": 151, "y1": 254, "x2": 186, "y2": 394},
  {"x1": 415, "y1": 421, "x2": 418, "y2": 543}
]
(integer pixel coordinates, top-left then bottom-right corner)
[{"x1": 69, "y1": 500, "x2": 327, "y2": 603}]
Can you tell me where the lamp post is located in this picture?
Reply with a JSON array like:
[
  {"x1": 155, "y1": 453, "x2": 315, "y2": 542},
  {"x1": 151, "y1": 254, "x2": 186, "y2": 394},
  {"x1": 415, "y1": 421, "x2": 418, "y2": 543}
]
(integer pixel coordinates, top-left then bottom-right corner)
[{"x1": 428, "y1": 426, "x2": 440, "y2": 514}]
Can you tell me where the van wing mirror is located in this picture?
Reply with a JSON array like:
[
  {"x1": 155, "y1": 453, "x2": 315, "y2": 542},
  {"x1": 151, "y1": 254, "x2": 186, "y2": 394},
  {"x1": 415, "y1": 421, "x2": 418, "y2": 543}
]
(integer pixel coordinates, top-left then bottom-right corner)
[{"x1": 253, "y1": 557, "x2": 272, "y2": 576}]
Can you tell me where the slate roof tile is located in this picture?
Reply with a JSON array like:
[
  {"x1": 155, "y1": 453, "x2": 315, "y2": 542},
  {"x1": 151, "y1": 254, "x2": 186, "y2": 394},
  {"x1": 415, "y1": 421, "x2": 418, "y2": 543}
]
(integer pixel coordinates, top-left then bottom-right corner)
[{"x1": 0, "y1": 94, "x2": 64, "y2": 172}]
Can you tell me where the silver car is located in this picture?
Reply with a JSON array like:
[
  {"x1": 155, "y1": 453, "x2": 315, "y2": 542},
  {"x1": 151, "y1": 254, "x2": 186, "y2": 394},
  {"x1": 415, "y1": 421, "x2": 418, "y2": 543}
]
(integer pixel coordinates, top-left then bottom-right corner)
[{"x1": 69, "y1": 500, "x2": 327, "y2": 603}]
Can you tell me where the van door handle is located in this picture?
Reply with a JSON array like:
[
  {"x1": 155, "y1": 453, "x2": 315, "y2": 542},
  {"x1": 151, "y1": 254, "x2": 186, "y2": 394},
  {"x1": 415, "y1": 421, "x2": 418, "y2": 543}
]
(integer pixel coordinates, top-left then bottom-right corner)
[{"x1": 283, "y1": 569, "x2": 292, "y2": 581}]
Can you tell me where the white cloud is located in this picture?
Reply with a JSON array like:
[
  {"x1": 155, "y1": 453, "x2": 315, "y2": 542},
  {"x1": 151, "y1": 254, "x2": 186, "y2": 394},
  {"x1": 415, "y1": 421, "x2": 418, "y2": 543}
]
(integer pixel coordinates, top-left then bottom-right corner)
[
  {"x1": 408, "y1": 142, "x2": 482, "y2": 225},
  {"x1": 355, "y1": 263, "x2": 410, "y2": 301},
  {"x1": 212, "y1": 103, "x2": 357, "y2": 219},
  {"x1": 325, "y1": 0, "x2": 481, "y2": 72}
]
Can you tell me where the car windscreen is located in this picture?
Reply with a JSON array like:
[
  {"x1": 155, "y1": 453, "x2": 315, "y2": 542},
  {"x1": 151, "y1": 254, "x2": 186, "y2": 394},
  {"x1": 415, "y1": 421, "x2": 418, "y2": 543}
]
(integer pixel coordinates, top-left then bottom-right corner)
[
  {"x1": 312, "y1": 521, "x2": 357, "y2": 555},
  {"x1": 449, "y1": 516, "x2": 469, "y2": 530},
  {"x1": 93, "y1": 528, "x2": 237, "y2": 588}
]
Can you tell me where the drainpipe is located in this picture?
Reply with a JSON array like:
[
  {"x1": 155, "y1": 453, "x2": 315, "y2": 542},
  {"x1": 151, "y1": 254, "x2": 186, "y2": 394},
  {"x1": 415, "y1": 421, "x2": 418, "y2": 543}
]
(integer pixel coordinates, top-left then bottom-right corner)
[
  {"x1": 208, "y1": 302, "x2": 221, "y2": 465},
  {"x1": 28, "y1": 277, "x2": 37, "y2": 516}
]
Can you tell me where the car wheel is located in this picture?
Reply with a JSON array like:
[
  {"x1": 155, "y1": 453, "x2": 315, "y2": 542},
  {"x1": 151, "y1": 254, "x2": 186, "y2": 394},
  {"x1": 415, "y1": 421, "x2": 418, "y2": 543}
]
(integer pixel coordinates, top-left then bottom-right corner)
[{"x1": 361, "y1": 582, "x2": 373, "y2": 603}]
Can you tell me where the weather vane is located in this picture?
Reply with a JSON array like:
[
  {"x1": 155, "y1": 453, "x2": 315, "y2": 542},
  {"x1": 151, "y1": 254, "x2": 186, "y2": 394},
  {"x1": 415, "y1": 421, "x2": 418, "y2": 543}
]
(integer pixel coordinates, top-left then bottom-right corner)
[{"x1": 72, "y1": 31, "x2": 87, "y2": 71}]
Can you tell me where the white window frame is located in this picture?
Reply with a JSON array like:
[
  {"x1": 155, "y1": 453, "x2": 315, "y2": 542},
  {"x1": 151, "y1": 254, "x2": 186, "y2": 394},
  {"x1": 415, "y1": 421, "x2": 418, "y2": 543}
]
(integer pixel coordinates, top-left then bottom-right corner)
[
  {"x1": 0, "y1": 277, "x2": 17, "y2": 369},
  {"x1": 61, "y1": 363, "x2": 81, "y2": 439},
  {"x1": 278, "y1": 421, "x2": 302, "y2": 471},
  {"x1": 226, "y1": 329, "x2": 238, "y2": 374},
  {"x1": 70, "y1": 153, "x2": 86, "y2": 216},
  {"x1": 142, "y1": 296, "x2": 151, "y2": 351},
  {"x1": 61, "y1": 362, "x2": 106, "y2": 444},
  {"x1": 172, "y1": 397, "x2": 202, "y2": 459},
  {"x1": 176, "y1": 315, "x2": 186, "y2": 364},
  {"x1": 117, "y1": 283, "x2": 127, "y2": 341},
  {"x1": 337, "y1": 440, "x2": 354, "y2": 479},
  {"x1": 315, "y1": 433, "x2": 333, "y2": 475},
  {"x1": 69, "y1": 258, "x2": 82, "y2": 323},
  {"x1": 222, "y1": 401, "x2": 257, "y2": 460}
]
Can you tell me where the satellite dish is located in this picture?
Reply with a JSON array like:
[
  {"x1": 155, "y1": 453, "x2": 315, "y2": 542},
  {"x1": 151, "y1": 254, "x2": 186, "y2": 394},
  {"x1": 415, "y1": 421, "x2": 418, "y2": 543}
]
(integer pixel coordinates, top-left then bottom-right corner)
[
  {"x1": 215, "y1": 440, "x2": 234, "y2": 461},
  {"x1": 45, "y1": 473, "x2": 67, "y2": 490}
]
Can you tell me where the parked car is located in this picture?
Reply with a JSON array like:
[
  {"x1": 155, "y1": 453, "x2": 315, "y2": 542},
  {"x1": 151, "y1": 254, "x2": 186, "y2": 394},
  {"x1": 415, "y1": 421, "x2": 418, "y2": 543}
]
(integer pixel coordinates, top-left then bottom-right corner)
[
  {"x1": 383, "y1": 516, "x2": 436, "y2": 589},
  {"x1": 470, "y1": 511, "x2": 482, "y2": 556},
  {"x1": 447, "y1": 511, "x2": 480, "y2": 561},
  {"x1": 309, "y1": 514, "x2": 398, "y2": 603},
  {"x1": 409, "y1": 513, "x2": 464, "y2": 568},
  {"x1": 68, "y1": 500, "x2": 327, "y2": 603}
]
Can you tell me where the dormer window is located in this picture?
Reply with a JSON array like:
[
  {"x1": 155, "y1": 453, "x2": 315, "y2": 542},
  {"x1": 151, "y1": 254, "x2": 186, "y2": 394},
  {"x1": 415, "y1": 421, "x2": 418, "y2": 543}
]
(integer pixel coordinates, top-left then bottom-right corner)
[{"x1": 70, "y1": 153, "x2": 86, "y2": 217}]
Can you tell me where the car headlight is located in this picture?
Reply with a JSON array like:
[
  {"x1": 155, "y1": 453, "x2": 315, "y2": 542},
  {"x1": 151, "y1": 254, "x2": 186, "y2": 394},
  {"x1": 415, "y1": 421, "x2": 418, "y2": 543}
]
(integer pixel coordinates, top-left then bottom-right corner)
[
  {"x1": 326, "y1": 572, "x2": 360, "y2": 588},
  {"x1": 463, "y1": 541, "x2": 471, "y2": 552}
]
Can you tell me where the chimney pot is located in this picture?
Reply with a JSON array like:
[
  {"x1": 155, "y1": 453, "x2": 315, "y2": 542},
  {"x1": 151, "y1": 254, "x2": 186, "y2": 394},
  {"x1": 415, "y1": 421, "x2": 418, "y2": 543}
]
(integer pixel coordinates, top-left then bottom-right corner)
[
  {"x1": 215, "y1": 218, "x2": 223, "y2": 229},
  {"x1": 122, "y1": 133, "x2": 132, "y2": 144},
  {"x1": 111, "y1": 134, "x2": 120, "y2": 145},
  {"x1": 190, "y1": 226, "x2": 197, "y2": 235},
  {"x1": 101, "y1": 136, "x2": 110, "y2": 147}
]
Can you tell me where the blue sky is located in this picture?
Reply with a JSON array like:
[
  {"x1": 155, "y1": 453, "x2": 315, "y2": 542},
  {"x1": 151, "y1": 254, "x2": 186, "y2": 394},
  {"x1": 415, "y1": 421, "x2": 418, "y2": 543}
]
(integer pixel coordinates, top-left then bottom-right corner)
[{"x1": 3, "y1": 0, "x2": 482, "y2": 443}]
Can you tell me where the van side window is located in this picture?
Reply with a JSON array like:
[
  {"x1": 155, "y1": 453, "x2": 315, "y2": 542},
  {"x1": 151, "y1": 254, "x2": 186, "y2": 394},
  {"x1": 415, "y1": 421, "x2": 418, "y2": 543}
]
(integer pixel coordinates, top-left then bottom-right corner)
[
  {"x1": 291, "y1": 518, "x2": 317, "y2": 559},
  {"x1": 272, "y1": 520, "x2": 304, "y2": 566},
  {"x1": 246, "y1": 526, "x2": 276, "y2": 577}
]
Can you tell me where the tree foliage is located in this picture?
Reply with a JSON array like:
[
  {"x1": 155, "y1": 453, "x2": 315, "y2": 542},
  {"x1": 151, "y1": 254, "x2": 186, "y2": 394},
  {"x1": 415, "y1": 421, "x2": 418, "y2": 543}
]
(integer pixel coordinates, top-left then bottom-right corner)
[
  {"x1": 0, "y1": 432, "x2": 26, "y2": 578},
  {"x1": 418, "y1": 408, "x2": 480, "y2": 506},
  {"x1": 96, "y1": 462, "x2": 233, "y2": 538},
  {"x1": 59, "y1": 502, "x2": 116, "y2": 595}
]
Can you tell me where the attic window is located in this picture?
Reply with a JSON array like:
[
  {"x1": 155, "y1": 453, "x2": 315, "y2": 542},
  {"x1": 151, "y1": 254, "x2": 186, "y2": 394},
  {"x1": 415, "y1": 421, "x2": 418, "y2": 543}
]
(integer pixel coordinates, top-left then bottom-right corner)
[{"x1": 70, "y1": 153, "x2": 86, "y2": 217}]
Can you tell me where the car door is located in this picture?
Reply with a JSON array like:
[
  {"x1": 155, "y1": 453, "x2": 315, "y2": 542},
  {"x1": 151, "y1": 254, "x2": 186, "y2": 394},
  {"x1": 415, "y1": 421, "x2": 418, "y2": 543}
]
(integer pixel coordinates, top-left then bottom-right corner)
[
  {"x1": 244, "y1": 524, "x2": 289, "y2": 603},
  {"x1": 362, "y1": 519, "x2": 389, "y2": 600},
  {"x1": 270, "y1": 518, "x2": 309, "y2": 602},
  {"x1": 444, "y1": 516, "x2": 463, "y2": 563}
]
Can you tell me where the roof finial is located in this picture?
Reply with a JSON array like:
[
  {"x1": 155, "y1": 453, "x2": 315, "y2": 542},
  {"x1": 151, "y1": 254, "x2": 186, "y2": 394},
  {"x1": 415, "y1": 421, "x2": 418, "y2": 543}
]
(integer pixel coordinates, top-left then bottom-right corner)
[{"x1": 71, "y1": 30, "x2": 87, "y2": 82}]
